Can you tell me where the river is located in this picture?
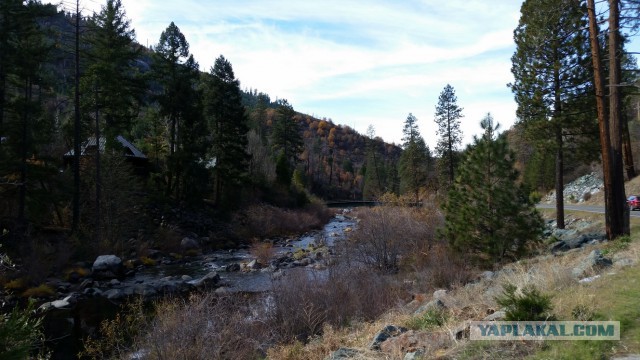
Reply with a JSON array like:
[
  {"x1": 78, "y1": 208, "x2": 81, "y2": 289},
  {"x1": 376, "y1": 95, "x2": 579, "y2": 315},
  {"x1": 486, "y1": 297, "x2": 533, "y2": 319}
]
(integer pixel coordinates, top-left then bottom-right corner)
[{"x1": 43, "y1": 210, "x2": 357, "y2": 359}]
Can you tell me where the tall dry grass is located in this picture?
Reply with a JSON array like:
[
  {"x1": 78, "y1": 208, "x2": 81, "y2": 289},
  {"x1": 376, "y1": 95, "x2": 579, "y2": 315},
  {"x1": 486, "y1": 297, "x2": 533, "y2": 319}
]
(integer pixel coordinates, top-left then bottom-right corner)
[
  {"x1": 269, "y1": 266, "x2": 408, "y2": 343},
  {"x1": 233, "y1": 202, "x2": 334, "y2": 239},
  {"x1": 123, "y1": 294, "x2": 271, "y2": 360}
]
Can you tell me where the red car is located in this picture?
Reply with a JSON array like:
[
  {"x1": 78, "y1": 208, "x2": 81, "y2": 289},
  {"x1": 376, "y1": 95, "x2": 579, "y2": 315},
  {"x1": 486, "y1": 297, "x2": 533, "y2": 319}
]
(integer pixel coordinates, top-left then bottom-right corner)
[{"x1": 628, "y1": 195, "x2": 640, "y2": 211}]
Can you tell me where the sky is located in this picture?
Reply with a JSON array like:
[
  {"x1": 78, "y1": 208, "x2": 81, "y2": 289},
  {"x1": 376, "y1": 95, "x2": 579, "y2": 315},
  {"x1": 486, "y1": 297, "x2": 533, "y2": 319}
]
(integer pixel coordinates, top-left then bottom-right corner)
[{"x1": 50, "y1": 0, "x2": 637, "y2": 148}]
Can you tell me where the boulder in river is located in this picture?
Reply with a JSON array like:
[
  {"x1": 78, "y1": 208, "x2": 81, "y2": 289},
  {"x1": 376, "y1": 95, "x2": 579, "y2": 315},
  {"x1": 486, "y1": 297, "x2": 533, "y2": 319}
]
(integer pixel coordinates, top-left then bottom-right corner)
[
  {"x1": 181, "y1": 237, "x2": 200, "y2": 251},
  {"x1": 188, "y1": 271, "x2": 221, "y2": 289},
  {"x1": 92, "y1": 255, "x2": 124, "y2": 279}
]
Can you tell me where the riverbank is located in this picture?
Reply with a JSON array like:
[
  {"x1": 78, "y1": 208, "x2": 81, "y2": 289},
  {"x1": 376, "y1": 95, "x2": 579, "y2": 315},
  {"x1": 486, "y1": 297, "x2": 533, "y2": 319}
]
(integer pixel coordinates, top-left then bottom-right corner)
[
  {"x1": 0, "y1": 199, "x2": 341, "y2": 359},
  {"x1": 267, "y1": 208, "x2": 640, "y2": 360}
]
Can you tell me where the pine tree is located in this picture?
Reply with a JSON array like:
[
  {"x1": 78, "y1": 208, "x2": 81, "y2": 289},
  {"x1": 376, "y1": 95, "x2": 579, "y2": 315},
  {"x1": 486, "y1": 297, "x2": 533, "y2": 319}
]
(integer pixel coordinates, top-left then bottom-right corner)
[
  {"x1": 0, "y1": 1, "x2": 56, "y2": 222},
  {"x1": 362, "y1": 125, "x2": 384, "y2": 199},
  {"x1": 152, "y1": 22, "x2": 201, "y2": 199},
  {"x1": 84, "y1": 0, "x2": 142, "y2": 145},
  {"x1": 434, "y1": 84, "x2": 463, "y2": 187},
  {"x1": 398, "y1": 113, "x2": 430, "y2": 203},
  {"x1": 271, "y1": 99, "x2": 302, "y2": 181},
  {"x1": 442, "y1": 114, "x2": 543, "y2": 265},
  {"x1": 510, "y1": 0, "x2": 597, "y2": 229},
  {"x1": 203, "y1": 55, "x2": 250, "y2": 206}
]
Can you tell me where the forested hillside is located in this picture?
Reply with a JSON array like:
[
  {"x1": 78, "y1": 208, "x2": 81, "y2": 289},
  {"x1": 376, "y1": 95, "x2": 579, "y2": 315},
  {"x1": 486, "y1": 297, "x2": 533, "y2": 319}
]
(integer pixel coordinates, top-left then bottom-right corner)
[{"x1": 0, "y1": 0, "x2": 405, "y2": 235}]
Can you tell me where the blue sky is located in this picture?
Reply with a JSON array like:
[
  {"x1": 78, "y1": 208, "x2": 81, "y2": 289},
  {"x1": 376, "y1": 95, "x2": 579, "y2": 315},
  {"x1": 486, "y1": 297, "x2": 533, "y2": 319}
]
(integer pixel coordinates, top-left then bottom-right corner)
[{"x1": 53, "y1": 0, "x2": 638, "y2": 147}]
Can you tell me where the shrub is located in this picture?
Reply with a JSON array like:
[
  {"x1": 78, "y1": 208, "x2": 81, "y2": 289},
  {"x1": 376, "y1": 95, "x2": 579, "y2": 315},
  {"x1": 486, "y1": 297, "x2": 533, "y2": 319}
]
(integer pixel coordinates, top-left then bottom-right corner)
[
  {"x1": 412, "y1": 242, "x2": 474, "y2": 291},
  {"x1": 250, "y1": 240, "x2": 274, "y2": 265},
  {"x1": 4, "y1": 278, "x2": 26, "y2": 291},
  {"x1": 571, "y1": 304, "x2": 596, "y2": 321},
  {"x1": 22, "y1": 284, "x2": 55, "y2": 298},
  {"x1": 140, "y1": 256, "x2": 156, "y2": 266},
  {"x1": 269, "y1": 266, "x2": 406, "y2": 342},
  {"x1": 129, "y1": 295, "x2": 270, "y2": 360},
  {"x1": 405, "y1": 309, "x2": 448, "y2": 330},
  {"x1": 529, "y1": 191, "x2": 542, "y2": 204},
  {"x1": 347, "y1": 206, "x2": 439, "y2": 273},
  {"x1": 602, "y1": 235, "x2": 631, "y2": 256},
  {"x1": 233, "y1": 203, "x2": 333, "y2": 239},
  {"x1": 65, "y1": 267, "x2": 90, "y2": 281},
  {"x1": 80, "y1": 298, "x2": 147, "y2": 359},
  {"x1": 0, "y1": 301, "x2": 47, "y2": 359},
  {"x1": 495, "y1": 283, "x2": 555, "y2": 321}
]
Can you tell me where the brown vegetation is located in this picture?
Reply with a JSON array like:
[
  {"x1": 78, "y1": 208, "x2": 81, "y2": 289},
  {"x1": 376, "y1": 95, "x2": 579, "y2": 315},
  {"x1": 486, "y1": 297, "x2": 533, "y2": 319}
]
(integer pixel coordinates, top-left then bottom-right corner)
[{"x1": 233, "y1": 202, "x2": 334, "y2": 239}]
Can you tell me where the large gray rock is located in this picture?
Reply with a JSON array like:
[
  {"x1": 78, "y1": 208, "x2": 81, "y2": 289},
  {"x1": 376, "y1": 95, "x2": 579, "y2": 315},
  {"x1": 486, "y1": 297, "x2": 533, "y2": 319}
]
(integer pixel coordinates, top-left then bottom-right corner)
[
  {"x1": 180, "y1": 237, "x2": 200, "y2": 251},
  {"x1": 414, "y1": 299, "x2": 446, "y2": 316},
  {"x1": 433, "y1": 289, "x2": 447, "y2": 300},
  {"x1": 550, "y1": 233, "x2": 607, "y2": 253},
  {"x1": 369, "y1": 325, "x2": 408, "y2": 350},
  {"x1": 572, "y1": 249, "x2": 613, "y2": 278},
  {"x1": 565, "y1": 233, "x2": 606, "y2": 249},
  {"x1": 247, "y1": 259, "x2": 262, "y2": 270},
  {"x1": 104, "y1": 288, "x2": 125, "y2": 300},
  {"x1": 325, "y1": 348, "x2": 361, "y2": 359},
  {"x1": 404, "y1": 350, "x2": 425, "y2": 360},
  {"x1": 39, "y1": 295, "x2": 76, "y2": 311},
  {"x1": 188, "y1": 271, "x2": 220, "y2": 289},
  {"x1": 92, "y1": 255, "x2": 124, "y2": 279},
  {"x1": 483, "y1": 310, "x2": 506, "y2": 321}
]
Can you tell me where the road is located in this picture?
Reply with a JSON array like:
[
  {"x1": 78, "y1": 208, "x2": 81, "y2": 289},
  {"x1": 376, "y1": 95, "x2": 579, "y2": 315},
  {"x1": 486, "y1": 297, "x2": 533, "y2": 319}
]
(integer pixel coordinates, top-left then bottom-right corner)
[{"x1": 537, "y1": 203, "x2": 640, "y2": 218}]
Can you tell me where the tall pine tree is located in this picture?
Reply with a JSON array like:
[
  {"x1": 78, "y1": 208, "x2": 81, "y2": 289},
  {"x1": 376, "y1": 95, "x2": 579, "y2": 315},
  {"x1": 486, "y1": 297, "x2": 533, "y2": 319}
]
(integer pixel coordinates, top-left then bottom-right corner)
[
  {"x1": 398, "y1": 113, "x2": 430, "y2": 204},
  {"x1": 434, "y1": 84, "x2": 463, "y2": 188},
  {"x1": 152, "y1": 22, "x2": 202, "y2": 200},
  {"x1": 271, "y1": 99, "x2": 302, "y2": 185},
  {"x1": 84, "y1": 0, "x2": 142, "y2": 146},
  {"x1": 510, "y1": 0, "x2": 597, "y2": 229},
  {"x1": 203, "y1": 55, "x2": 250, "y2": 207},
  {"x1": 442, "y1": 114, "x2": 543, "y2": 265}
]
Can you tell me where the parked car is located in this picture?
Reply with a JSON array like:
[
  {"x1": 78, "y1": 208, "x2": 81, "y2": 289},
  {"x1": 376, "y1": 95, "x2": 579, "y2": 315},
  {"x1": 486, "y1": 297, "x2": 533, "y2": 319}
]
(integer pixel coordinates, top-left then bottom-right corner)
[{"x1": 628, "y1": 195, "x2": 640, "y2": 211}]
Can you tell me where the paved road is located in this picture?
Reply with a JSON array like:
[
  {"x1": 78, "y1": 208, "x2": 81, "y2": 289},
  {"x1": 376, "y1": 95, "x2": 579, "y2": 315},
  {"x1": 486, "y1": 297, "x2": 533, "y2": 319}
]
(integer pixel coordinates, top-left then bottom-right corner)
[{"x1": 537, "y1": 203, "x2": 640, "y2": 217}]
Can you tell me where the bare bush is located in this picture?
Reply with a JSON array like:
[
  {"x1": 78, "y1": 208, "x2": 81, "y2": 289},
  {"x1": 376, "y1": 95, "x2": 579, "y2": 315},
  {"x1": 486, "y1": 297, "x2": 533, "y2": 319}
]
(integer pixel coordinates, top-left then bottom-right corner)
[
  {"x1": 131, "y1": 294, "x2": 271, "y2": 360},
  {"x1": 347, "y1": 206, "x2": 440, "y2": 273},
  {"x1": 250, "y1": 240, "x2": 274, "y2": 265},
  {"x1": 269, "y1": 266, "x2": 407, "y2": 342},
  {"x1": 413, "y1": 242, "x2": 475, "y2": 291},
  {"x1": 234, "y1": 203, "x2": 333, "y2": 239}
]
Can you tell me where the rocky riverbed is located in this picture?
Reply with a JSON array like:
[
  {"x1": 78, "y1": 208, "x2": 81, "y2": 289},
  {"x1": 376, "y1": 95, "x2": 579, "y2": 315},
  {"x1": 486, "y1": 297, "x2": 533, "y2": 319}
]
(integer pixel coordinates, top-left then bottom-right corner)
[{"x1": 24, "y1": 210, "x2": 356, "y2": 359}]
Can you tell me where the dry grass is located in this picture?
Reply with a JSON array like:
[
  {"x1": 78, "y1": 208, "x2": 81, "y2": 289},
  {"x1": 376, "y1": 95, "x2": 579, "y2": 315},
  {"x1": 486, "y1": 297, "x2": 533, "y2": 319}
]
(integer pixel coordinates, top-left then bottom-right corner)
[
  {"x1": 234, "y1": 203, "x2": 334, "y2": 239},
  {"x1": 250, "y1": 240, "x2": 274, "y2": 265},
  {"x1": 269, "y1": 266, "x2": 408, "y2": 343},
  {"x1": 22, "y1": 284, "x2": 55, "y2": 298}
]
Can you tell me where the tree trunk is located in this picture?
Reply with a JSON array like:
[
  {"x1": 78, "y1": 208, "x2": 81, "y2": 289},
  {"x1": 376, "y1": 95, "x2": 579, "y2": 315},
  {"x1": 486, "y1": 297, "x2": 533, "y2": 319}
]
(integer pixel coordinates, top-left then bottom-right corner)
[
  {"x1": 166, "y1": 114, "x2": 176, "y2": 197},
  {"x1": 72, "y1": 0, "x2": 81, "y2": 232},
  {"x1": 94, "y1": 82, "x2": 101, "y2": 244},
  {"x1": 608, "y1": 0, "x2": 630, "y2": 237},
  {"x1": 555, "y1": 126, "x2": 565, "y2": 229},
  {"x1": 18, "y1": 77, "x2": 30, "y2": 222},
  {"x1": 0, "y1": 64, "x2": 5, "y2": 157},
  {"x1": 447, "y1": 111, "x2": 454, "y2": 186},
  {"x1": 622, "y1": 114, "x2": 636, "y2": 179},
  {"x1": 553, "y1": 47, "x2": 565, "y2": 229},
  {"x1": 586, "y1": 0, "x2": 621, "y2": 241}
]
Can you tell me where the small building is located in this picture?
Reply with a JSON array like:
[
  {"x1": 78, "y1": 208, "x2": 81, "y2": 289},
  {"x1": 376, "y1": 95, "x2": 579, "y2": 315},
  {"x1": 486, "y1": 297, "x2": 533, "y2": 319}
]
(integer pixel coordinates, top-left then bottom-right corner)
[{"x1": 63, "y1": 135, "x2": 148, "y2": 175}]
